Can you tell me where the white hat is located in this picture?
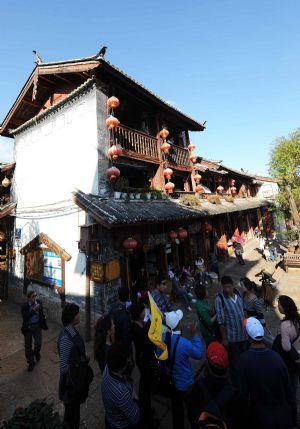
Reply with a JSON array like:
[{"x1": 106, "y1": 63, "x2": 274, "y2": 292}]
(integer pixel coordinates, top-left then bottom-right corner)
[
  {"x1": 246, "y1": 317, "x2": 264, "y2": 341},
  {"x1": 165, "y1": 310, "x2": 183, "y2": 330}
]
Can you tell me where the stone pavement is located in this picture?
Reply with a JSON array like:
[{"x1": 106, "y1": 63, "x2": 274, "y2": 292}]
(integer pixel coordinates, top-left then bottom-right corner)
[{"x1": 0, "y1": 237, "x2": 299, "y2": 428}]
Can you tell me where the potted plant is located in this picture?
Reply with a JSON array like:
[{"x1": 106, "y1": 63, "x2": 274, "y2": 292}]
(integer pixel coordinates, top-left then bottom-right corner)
[
  {"x1": 127, "y1": 187, "x2": 135, "y2": 200},
  {"x1": 135, "y1": 188, "x2": 142, "y2": 200},
  {"x1": 114, "y1": 177, "x2": 128, "y2": 199}
]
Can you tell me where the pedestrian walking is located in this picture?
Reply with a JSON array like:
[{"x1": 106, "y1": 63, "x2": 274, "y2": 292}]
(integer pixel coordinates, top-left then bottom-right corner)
[
  {"x1": 215, "y1": 276, "x2": 248, "y2": 385},
  {"x1": 101, "y1": 342, "x2": 140, "y2": 429},
  {"x1": 159, "y1": 310, "x2": 204, "y2": 429},
  {"x1": 110, "y1": 286, "x2": 132, "y2": 348},
  {"x1": 57, "y1": 303, "x2": 94, "y2": 429},
  {"x1": 232, "y1": 241, "x2": 245, "y2": 265},
  {"x1": 237, "y1": 317, "x2": 296, "y2": 429},
  {"x1": 94, "y1": 314, "x2": 115, "y2": 374},
  {"x1": 240, "y1": 277, "x2": 265, "y2": 325},
  {"x1": 273, "y1": 295, "x2": 300, "y2": 398},
  {"x1": 172, "y1": 270, "x2": 195, "y2": 311},
  {"x1": 151, "y1": 275, "x2": 173, "y2": 315},
  {"x1": 131, "y1": 303, "x2": 157, "y2": 429},
  {"x1": 21, "y1": 289, "x2": 47, "y2": 372},
  {"x1": 195, "y1": 283, "x2": 217, "y2": 345}
]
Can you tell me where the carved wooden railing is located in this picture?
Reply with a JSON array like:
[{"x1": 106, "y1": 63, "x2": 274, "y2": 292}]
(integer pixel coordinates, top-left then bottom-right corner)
[
  {"x1": 166, "y1": 143, "x2": 190, "y2": 167},
  {"x1": 114, "y1": 125, "x2": 160, "y2": 161}
]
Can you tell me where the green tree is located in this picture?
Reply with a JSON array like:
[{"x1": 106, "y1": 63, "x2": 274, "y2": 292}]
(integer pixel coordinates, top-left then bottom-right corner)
[{"x1": 269, "y1": 128, "x2": 300, "y2": 230}]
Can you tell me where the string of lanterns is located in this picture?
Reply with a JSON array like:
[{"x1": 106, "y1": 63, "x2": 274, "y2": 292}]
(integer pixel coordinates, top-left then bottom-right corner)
[
  {"x1": 229, "y1": 179, "x2": 237, "y2": 196},
  {"x1": 158, "y1": 127, "x2": 175, "y2": 194},
  {"x1": 105, "y1": 96, "x2": 122, "y2": 182}
]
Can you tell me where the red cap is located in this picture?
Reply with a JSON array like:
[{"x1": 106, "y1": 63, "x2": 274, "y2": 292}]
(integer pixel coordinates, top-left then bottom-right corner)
[{"x1": 207, "y1": 342, "x2": 229, "y2": 369}]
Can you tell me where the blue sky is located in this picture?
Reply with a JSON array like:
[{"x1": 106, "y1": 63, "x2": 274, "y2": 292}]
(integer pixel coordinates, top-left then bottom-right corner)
[{"x1": 0, "y1": 0, "x2": 299, "y2": 175}]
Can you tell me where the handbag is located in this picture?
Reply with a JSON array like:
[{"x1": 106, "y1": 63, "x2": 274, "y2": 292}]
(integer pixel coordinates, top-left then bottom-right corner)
[{"x1": 272, "y1": 326, "x2": 300, "y2": 366}]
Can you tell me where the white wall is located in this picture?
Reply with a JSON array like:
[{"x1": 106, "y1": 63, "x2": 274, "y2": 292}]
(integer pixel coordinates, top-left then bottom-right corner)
[
  {"x1": 257, "y1": 181, "x2": 279, "y2": 200},
  {"x1": 12, "y1": 87, "x2": 99, "y2": 302}
]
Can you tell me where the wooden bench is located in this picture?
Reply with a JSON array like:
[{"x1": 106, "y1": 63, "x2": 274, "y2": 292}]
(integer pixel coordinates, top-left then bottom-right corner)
[{"x1": 284, "y1": 253, "x2": 300, "y2": 272}]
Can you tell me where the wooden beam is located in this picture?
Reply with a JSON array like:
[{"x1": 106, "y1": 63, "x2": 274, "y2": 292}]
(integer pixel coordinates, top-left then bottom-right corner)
[
  {"x1": 38, "y1": 62, "x2": 99, "y2": 75},
  {"x1": 39, "y1": 75, "x2": 55, "y2": 85},
  {"x1": 54, "y1": 74, "x2": 74, "y2": 85},
  {"x1": 21, "y1": 98, "x2": 45, "y2": 109}
]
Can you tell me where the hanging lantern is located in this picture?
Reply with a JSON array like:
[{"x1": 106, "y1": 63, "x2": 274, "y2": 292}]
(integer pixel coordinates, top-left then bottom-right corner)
[
  {"x1": 195, "y1": 184, "x2": 204, "y2": 193},
  {"x1": 2, "y1": 177, "x2": 10, "y2": 188},
  {"x1": 106, "y1": 115, "x2": 120, "y2": 130},
  {"x1": 163, "y1": 168, "x2": 173, "y2": 180},
  {"x1": 217, "y1": 185, "x2": 224, "y2": 194},
  {"x1": 159, "y1": 128, "x2": 169, "y2": 140},
  {"x1": 217, "y1": 176, "x2": 223, "y2": 184},
  {"x1": 107, "y1": 96, "x2": 120, "y2": 110},
  {"x1": 177, "y1": 227, "x2": 188, "y2": 240},
  {"x1": 164, "y1": 181, "x2": 175, "y2": 193},
  {"x1": 161, "y1": 142, "x2": 171, "y2": 154},
  {"x1": 108, "y1": 144, "x2": 123, "y2": 160},
  {"x1": 190, "y1": 155, "x2": 197, "y2": 163},
  {"x1": 194, "y1": 173, "x2": 202, "y2": 184},
  {"x1": 169, "y1": 230, "x2": 178, "y2": 242},
  {"x1": 231, "y1": 186, "x2": 237, "y2": 196},
  {"x1": 229, "y1": 179, "x2": 235, "y2": 186},
  {"x1": 0, "y1": 231, "x2": 6, "y2": 242},
  {"x1": 188, "y1": 143, "x2": 196, "y2": 152},
  {"x1": 122, "y1": 237, "x2": 138, "y2": 252},
  {"x1": 106, "y1": 166, "x2": 120, "y2": 181},
  {"x1": 204, "y1": 222, "x2": 212, "y2": 233}
]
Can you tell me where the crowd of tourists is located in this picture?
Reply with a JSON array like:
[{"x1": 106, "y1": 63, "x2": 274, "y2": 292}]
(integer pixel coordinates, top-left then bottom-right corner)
[{"x1": 21, "y1": 268, "x2": 300, "y2": 429}]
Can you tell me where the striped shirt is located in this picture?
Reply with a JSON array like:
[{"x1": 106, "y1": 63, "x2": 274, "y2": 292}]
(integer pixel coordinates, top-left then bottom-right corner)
[
  {"x1": 215, "y1": 291, "x2": 246, "y2": 343},
  {"x1": 101, "y1": 366, "x2": 140, "y2": 428},
  {"x1": 151, "y1": 290, "x2": 172, "y2": 314},
  {"x1": 243, "y1": 294, "x2": 265, "y2": 325},
  {"x1": 57, "y1": 325, "x2": 78, "y2": 374}
]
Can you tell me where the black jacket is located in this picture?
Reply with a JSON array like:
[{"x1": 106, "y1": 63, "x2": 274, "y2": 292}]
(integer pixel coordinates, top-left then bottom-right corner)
[
  {"x1": 110, "y1": 302, "x2": 132, "y2": 347},
  {"x1": 21, "y1": 299, "x2": 45, "y2": 330}
]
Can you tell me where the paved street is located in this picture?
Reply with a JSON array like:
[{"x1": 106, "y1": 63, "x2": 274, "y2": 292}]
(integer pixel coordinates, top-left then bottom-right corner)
[{"x1": 0, "y1": 238, "x2": 299, "y2": 428}]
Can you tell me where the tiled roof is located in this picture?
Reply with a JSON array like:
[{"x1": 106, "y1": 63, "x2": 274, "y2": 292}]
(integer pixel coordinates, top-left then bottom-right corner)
[
  {"x1": 73, "y1": 190, "x2": 269, "y2": 229},
  {"x1": 0, "y1": 202, "x2": 17, "y2": 219}
]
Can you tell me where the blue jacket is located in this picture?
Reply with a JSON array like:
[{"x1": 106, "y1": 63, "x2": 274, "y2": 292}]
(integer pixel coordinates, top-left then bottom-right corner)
[{"x1": 160, "y1": 332, "x2": 203, "y2": 391}]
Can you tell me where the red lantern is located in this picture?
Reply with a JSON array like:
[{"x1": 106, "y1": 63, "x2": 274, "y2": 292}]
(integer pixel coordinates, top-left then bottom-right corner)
[
  {"x1": 217, "y1": 177, "x2": 223, "y2": 184},
  {"x1": 169, "y1": 230, "x2": 178, "y2": 242},
  {"x1": 106, "y1": 166, "x2": 120, "y2": 181},
  {"x1": 194, "y1": 173, "x2": 202, "y2": 184},
  {"x1": 108, "y1": 144, "x2": 123, "y2": 160},
  {"x1": 229, "y1": 179, "x2": 235, "y2": 186},
  {"x1": 190, "y1": 154, "x2": 197, "y2": 163},
  {"x1": 204, "y1": 222, "x2": 212, "y2": 233},
  {"x1": 177, "y1": 227, "x2": 188, "y2": 240},
  {"x1": 164, "y1": 181, "x2": 175, "y2": 193},
  {"x1": 159, "y1": 128, "x2": 169, "y2": 139},
  {"x1": 231, "y1": 186, "x2": 237, "y2": 196},
  {"x1": 188, "y1": 143, "x2": 196, "y2": 152},
  {"x1": 161, "y1": 142, "x2": 171, "y2": 154},
  {"x1": 106, "y1": 115, "x2": 120, "y2": 130},
  {"x1": 107, "y1": 96, "x2": 120, "y2": 110},
  {"x1": 196, "y1": 184, "x2": 204, "y2": 193},
  {"x1": 217, "y1": 185, "x2": 224, "y2": 194},
  {"x1": 122, "y1": 237, "x2": 138, "y2": 252},
  {"x1": 163, "y1": 167, "x2": 173, "y2": 180}
]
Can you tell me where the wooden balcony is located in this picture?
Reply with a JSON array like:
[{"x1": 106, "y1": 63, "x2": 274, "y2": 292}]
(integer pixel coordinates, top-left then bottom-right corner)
[
  {"x1": 114, "y1": 125, "x2": 192, "y2": 170},
  {"x1": 114, "y1": 125, "x2": 160, "y2": 164}
]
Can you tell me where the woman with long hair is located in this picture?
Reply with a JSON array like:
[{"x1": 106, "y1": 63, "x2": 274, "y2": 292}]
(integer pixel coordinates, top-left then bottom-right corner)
[
  {"x1": 94, "y1": 315, "x2": 115, "y2": 374},
  {"x1": 277, "y1": 295, "x2": 300, "y2": 395},
  {"x1": 241, "y1": 277, "x2": 265, "y2": 325}
]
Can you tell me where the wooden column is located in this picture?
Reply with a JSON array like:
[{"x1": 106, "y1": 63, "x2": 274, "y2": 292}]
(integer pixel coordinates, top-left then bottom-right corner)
[
  {"x1": 124, "y1": 253, "x2": 131, "y2": 290},
  {"x1": 85, "y1": 242, "x2": 91, "y2": 342},
  {"x1": 257, "y1": 208, "x2": 263, "y2": 230},
  {"x1": 143, "y1": 247, "x2": 149, "y2": 289},
  {"x1": 172, "y1": 243, "x2": 180, "y2": 269}
]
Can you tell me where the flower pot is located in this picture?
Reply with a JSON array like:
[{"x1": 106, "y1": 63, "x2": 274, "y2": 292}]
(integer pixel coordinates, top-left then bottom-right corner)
[
  {"x1": 121, "y1": 192, "x2": 127, "y2": 199},
  {"x1": 146, "y1": 193, "x2": 151, "y2": 200},
  {"x1": 135, "y1": 193, "x2": 141, "y2": 200},
  {"x1": 129, "y1": 193, "x2": 135, "y2": 200},
  {"x1": 152, "y1": 195, "x2": 157, "y2": 200},
  {"x1": 114, "y1": 191, "x2": 122, "y2": 199}
]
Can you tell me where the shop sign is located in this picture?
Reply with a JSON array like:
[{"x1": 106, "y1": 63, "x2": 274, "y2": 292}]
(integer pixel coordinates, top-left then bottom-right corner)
[{"x1": 90, "y1": 261, "x2": 104, "y2": 283}]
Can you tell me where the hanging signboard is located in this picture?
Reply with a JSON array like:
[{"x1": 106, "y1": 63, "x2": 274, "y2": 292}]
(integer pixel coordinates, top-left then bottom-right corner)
[
  {"x1": 90, "y1": 261, "x2": 104, "y2": 283},
  {"x1": 25, "y1": 249, "x2": 63, "y2": 288}
]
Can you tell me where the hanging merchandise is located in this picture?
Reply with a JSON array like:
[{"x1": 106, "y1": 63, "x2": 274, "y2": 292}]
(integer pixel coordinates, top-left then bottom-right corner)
[
  {"x1": 217, "y1": 185, "x2": 224, "y2": 194},
  {"x1": 159, "y1": 128, "x2": 169, "y2": 140},
  {"x1": 161, "y1": 141, "x2": 171, "y2": 154},
  {"x1": 195, "y1": 184, "x2": 204, "y2": 193},
  {"x1": 230, "y1": 186, "x2": 237, "y2": 196}
]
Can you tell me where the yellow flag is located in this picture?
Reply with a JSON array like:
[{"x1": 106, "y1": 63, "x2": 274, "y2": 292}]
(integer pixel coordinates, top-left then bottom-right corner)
[{"x1": 148, "y1": 292, "x2": 168, "y2": 360}]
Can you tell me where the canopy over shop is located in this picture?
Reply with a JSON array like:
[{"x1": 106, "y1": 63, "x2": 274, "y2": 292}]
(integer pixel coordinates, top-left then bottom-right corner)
[{"x1": 74, "y1": 190, "x2": 270, "y2": 290}]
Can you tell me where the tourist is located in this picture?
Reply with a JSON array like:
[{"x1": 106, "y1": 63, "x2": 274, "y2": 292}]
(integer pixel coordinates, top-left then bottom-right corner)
[
  {"x1": 101, "y1": 342, "x2": 140, "y2": 429},
  {"x1": 232, "y1": 240, "x2": 245, "y2": 265},
  {"x1": 240, "y1": 277, "x2": 265, "y2": 325},
  {"x1": 171, "y1": 270, "x2": 195, "y2": 311},
  {"x1": 193, "y1": 342, "x2": 243, "y2": 429},
  {"x1": 160, "y1": 310, "x2": 204, "y2": 429},
  {"x1": 94, "y1": 315, "x2": 115, "y2": 374},
  {"x1": 215, "y1": 276, "x2": 248, "y2": 385},
  {"x1": 195, "y1": 254, "x2": 205, "y2": 272},
  {"x1": 258, "y1": 234, "x2": 266, "y2": 253},
  {"x1": 195, "y1": 283, "x2": 217, "y2": 344},
  {"x1": 210, "y1": 253, "x2": 220, "y2": 281},
  {"x1": 151, "y1": 275, "x2": 173, "y2": 315},
  {"x1": 21, "y1": 290, "x2": 47, "y2": 372},
  {"x1": 131, "y1": 303, "x2": 157, "y2": 429},
  {"x1": 275, "y1": 295, "x2": 300, "y2": 396},
  {"x1": 110, "y1": 286, "x2": 132, "y2": 348},
  {"x1": 237, "y1": 317, "x2": 296, "y2": 429},
  {"x1": 57, "y1": 303, "x2": 94, "y2": 429}
]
